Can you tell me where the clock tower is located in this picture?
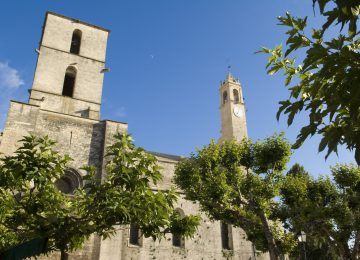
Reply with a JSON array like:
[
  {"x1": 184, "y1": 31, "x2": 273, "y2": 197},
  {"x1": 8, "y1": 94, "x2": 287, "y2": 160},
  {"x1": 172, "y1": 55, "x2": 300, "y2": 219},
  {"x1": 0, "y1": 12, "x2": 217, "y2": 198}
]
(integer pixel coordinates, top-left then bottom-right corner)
[{"x1": 219, "y1": 71, "x2": 248, "y2": 142}]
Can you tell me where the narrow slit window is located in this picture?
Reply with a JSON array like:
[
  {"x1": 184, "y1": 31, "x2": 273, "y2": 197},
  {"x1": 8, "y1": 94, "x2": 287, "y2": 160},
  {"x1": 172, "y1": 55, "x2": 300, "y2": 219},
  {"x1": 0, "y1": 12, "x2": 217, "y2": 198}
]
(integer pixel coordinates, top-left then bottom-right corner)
[
  {"x1": 70, "y1": 29, "x2": 82, "y2": 55},
  {"x1": 221, "y1": 223, "x2": 232, "y2": 250},
  {"x1": 129, "y1": 224, "x2": 141, "y2": 246},
  {"x1": 172, "y1": 233, "x2": 182, "y2": 247},
  {"x1": 62, "y1": 66, "x2": 77, "y2": 97}
]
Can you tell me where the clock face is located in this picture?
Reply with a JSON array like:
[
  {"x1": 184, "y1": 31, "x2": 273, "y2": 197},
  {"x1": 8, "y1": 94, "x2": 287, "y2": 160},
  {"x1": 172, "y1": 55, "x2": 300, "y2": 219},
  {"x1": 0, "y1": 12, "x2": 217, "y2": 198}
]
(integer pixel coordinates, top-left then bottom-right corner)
[{"x1": 233, "y1": 106, "x2": 242, "y2": 118}]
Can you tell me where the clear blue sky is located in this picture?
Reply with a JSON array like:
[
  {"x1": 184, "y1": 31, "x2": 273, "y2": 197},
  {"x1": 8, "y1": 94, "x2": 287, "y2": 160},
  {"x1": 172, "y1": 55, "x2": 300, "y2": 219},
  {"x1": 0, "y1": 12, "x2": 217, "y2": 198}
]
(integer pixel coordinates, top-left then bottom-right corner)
[{"x1": 0, "y1": 0, "x2": 355, "y2": 175}]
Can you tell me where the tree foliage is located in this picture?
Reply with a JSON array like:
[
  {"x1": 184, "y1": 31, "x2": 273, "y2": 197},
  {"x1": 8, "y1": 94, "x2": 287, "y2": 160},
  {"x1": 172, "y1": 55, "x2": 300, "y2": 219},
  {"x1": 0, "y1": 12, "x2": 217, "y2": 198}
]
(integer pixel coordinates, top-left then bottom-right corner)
[
  {"x1": 281, "y1": 163, "x2": 360, "y2": 259},
  {"x1": 174, "y1": 133, "x2": 295, "y2": 260},
  {"x1": 258, "y1": 0, "x2": 360, "y2": 164},
  {"x1": 0, "y1": 133, "x2": 200, "y2": 257}
]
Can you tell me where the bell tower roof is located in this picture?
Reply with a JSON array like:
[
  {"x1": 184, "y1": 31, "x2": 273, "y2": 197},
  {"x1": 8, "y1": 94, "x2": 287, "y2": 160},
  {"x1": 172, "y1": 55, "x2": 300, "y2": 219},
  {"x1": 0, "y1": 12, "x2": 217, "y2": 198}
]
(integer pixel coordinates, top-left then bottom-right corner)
[
  {"x1": 221, "y1": 71, "x2": 241, "y2": 86},
  {"x1": 226, "y1": 71, "x2": 234, "y2": 81},
  {"x1": 222, "y1": 65, "x2": 240, "y2": 85}
]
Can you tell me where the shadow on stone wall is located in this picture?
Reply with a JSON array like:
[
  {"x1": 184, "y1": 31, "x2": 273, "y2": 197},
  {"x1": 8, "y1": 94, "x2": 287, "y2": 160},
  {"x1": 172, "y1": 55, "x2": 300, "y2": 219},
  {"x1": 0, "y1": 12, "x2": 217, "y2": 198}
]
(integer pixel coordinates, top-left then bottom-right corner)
[{"x1": 88, "y1": 122, "x2": 105, "y2": 179}]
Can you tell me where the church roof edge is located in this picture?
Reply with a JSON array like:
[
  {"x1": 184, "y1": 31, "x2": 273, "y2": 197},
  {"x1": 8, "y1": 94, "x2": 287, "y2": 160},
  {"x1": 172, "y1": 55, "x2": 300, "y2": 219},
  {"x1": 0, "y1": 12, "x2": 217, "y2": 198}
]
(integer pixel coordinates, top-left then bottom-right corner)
[
  {"x1": 147, "y1": 151, "x2": 182, "y2": 161},
  {"x1": 101, "y1": 119, "x2": 128, "y2": 125}
]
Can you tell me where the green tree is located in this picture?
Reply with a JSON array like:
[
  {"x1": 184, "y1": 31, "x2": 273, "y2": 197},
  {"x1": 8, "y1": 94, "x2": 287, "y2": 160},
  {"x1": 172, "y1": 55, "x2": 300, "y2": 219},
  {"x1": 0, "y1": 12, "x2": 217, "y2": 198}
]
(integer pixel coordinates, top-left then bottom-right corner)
[
  {"x1": 174, "y1": 133, "x2": 296, "y2": 260},
  {"x1": 280, "y1": 163, "x2": 360, "y2": 259},
  {"x1": 258, "y1": 0, "x2": 360, "y2": 164},
  {"x1": 286, "y1": 163, "x2": 309, "y2": 177},
  {"x1": 0, "y1": 134, "x2": 200, "y2": 259}
]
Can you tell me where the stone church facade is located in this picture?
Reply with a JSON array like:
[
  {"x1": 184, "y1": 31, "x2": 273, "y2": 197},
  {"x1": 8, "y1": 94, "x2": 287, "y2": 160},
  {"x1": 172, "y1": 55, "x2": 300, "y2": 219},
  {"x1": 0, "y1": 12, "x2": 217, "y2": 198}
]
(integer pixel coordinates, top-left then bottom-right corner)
[{"x1": 0, "y1": 12, "x2": 268, "y2": 260}]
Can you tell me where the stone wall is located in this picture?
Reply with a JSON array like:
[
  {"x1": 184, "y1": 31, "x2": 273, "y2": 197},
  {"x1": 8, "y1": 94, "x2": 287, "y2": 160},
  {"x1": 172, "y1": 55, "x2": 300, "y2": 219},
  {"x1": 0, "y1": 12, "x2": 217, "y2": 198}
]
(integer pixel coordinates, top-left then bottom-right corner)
[
  {"x1": 41, "y1": 12, "x2": 109, "y2": 62},
  {"x1": 0, "y1": 102, "x2": 265, "y2": 259},
  {"x1": 0, "y1": 101, "x2": 127, "y2": 174},
  {"x1": 30, "y1": 89, "x2": 101, "y2": 120},
  {"x1": 31, "y1": 46, "x2": 105, "y2": 106},
  {"x1": 29, "y1": 12, "x2": 109, "y2": 119},
  {"x1": 97, "y1": 155, "x2": 265, "y2": 260}
]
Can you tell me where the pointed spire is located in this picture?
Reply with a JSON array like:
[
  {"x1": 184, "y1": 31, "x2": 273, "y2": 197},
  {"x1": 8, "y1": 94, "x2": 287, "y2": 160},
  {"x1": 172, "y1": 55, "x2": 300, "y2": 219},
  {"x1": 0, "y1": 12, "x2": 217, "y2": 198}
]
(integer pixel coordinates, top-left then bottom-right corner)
[
  {"x1": 220, "y1": 65, "x2": 240, "y2": 85},
  {"x1": 226, "y1": 65, "x2": 234, "y2": 81}
]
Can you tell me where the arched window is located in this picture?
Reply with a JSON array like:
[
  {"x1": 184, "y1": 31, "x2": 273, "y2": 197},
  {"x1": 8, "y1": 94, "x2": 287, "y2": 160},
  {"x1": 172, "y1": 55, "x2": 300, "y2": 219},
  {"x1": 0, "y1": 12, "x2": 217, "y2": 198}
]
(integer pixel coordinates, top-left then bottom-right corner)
[
  {"x1": 233, "y1": 89, "x2": 239, "y2": 103},
  {"x1": 221, "y1": 222, "x2": 233, "y2": 250},
  {"x1": 129, "y1": 224, "x2": 142, "y2": 246},
  {"x1": 70, "y1": 29, "x2": 82, "y2": 55},
  {"x1": 172, "y1": 209, "x2": 185, "y2": 248},
  {"x1": 55, "y1": 168, "x2": 82, "y2": 195},
  {"x1": 62, "y1": 66, "x2": 77, "y2": 97},
  {"x1": 223, "y1": 91, "x2": 228, "y2": 104}
]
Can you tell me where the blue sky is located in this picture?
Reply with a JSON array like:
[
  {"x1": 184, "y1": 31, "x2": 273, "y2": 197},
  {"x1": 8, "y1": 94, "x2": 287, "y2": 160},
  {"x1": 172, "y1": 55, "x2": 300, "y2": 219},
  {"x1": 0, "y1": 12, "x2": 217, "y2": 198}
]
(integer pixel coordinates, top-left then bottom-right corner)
[{"x1": 0, "y1": 0, "x2": 356, "y2": 175}]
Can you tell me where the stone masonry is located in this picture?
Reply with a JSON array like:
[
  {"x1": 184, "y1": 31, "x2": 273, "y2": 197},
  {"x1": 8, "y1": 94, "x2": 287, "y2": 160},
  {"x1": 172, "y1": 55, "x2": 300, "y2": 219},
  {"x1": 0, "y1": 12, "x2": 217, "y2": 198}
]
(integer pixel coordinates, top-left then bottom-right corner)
[{"x1": 0, "y1": 12, "x2": 269, "y2": 260}]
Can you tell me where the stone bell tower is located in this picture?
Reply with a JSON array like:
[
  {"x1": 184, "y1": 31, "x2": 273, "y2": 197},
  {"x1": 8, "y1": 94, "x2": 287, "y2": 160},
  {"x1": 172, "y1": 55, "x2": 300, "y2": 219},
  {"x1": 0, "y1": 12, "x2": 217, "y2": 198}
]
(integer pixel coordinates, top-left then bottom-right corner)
[
  {"x1": 29, "y1": 12, "x2": 110, "y2": 120},
  {"x1": 0, "y1": 11, "x2": 127, "y2": 163},
  {"x1": 219, "y1": 71, "x2": 248, "y2": 142}
]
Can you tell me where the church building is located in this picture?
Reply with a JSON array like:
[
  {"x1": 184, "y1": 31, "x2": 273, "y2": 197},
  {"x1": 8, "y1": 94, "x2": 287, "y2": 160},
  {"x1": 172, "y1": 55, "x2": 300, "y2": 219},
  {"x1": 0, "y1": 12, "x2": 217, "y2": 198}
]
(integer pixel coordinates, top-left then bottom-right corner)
[{"x1": 0, "y1": 12, "x2": 268, "y2": 260}]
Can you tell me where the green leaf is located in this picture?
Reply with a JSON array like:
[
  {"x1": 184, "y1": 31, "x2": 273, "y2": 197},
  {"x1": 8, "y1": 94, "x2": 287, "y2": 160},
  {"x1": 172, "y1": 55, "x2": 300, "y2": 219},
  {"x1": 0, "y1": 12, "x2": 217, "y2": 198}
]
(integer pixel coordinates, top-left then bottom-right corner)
[
  {"x1": 322, "y1": 10, "x2": 338, "y2": 32},
  {"x1": 255, "y1": 47, "x2": 272, "y2": 54},
  {"x1": 348, "y1": 19, "x2": 356, "y2": 37},
  {"x1": 355, "y1": 148, "x2": 360, "y2": 166},
  {"x1": 314, "y1": 0, "x2": 329, "y2": 14},
  {"x1": 312, "y1": 29, "x2": 323, "y2": 40},
  {"x1": 276, "y1": 100, "x2": 291, "y2": 121},
  {"x1": 318, "y1": 136, "x2": 328, "y2": 152}
]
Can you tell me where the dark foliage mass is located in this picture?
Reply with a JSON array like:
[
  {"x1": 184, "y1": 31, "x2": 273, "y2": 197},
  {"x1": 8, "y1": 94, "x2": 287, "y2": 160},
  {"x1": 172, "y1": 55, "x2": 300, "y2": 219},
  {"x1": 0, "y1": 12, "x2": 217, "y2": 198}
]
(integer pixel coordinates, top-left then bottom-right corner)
[{"x1": 0, "y1": 133, "x2": 200, "y2": 257}]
